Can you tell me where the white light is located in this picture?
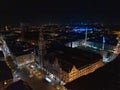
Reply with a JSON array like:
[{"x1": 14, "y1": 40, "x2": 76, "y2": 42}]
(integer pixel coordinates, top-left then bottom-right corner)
[
  {"x1": 31, "y1": 65, "x2": 34, "y2": 68},
  {"x1": 4, "y1": 81, "x2": 7, "y2": 85},
  {"x1": 103, "y1": 57, "x2": 109, "y2": 62},
  {"x1": 49, "y1": 74, "x2": 54, "y2": 78},
  {"x1": 45, "y1": 77, "x2": 52, "y2": 83}
]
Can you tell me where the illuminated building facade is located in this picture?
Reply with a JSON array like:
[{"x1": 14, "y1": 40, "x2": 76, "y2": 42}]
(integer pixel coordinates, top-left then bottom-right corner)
[
  {"x1": 63, "y1": 60, "x2": 104, "y2": 83},
  {"x1": 44, "y1": 47, "x2": 104, "y2": 83}
]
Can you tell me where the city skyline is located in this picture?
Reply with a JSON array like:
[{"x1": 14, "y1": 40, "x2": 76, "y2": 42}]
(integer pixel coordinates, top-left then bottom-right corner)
[{"x1": 0, "y1": 21, "x2": 120, "y2": 90}]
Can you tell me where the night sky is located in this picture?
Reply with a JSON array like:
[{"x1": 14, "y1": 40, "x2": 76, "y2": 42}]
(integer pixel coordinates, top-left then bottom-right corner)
[{"x1": 0, "y1": 0, "x2": 120, "y2": 24}]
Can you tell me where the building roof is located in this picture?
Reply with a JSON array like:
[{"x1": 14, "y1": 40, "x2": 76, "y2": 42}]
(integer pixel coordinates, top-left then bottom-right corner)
[
  {"x1": 0, "y1": 61, "x2": 13, "y2": 82},
  {"x1": 6, "y1": 41, "x2": 34, "y2": 56},
  {"x1": 13, "y1": 50, "x2": 33, "y2": 57},
  {"x1": 0, "y1": 51, "x2": 4, "y2": 58},
  {"x1": 47, "y1": 47, "x2": 102, "y2": 73},
  {"x1": 5, "y1": 80, "x2": 32, "y2": 90},
  {"x1": 65, "y1": 55, "x2": 120, "y2": 90}
]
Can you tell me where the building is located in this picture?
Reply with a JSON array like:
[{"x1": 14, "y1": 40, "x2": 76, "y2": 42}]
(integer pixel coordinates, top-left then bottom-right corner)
[
  {"x1": 44, "y1": 47, "x2": 104, "y2": 83},
  {"x1": 65, "y1": 55, "x2": 120, "y2": 90},
  {"x1": 15, "y1": 52, "x2": 35, "y2": 67},
  {"x1": 0, "y1": 61, "x2": 13, "y2": 90},
  {"x1": 5, "y1": 80, "x2": 32, "y2": 90},
  {"x1": 6, "y1": 40, "x2": 35, "y2": 67},
  {"x1": 0, "y1": 51, "x2": 4, "y2": 61},
  {"x1": 38, "y1": 29, "x2": 46, "y2": 67}
]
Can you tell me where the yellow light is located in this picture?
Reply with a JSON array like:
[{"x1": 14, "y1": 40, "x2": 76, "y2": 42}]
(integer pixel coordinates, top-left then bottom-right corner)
[
  {"x1": 4, "y1": 81, "x2": 7, "y2": 85},
  {"x1": 113, "y1": 31, "x2": 120, "y2": 35}
]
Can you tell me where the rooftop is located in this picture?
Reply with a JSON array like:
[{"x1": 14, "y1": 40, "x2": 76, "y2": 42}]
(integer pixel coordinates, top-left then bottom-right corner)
[
  {"x1": 0, "y1": 51, "x2": 4, "y2": 58},
  {"x1": 6, "y1": 40, "x2": 34, "y2": 56},
  {"x1": 47, "y1": 47, "x2": 102, "y2": 72},
  {"x1": 65, "y1": 55, "x2": 120, "y2": 90},
  {"x1": 5, "y1": 80, "x2": 32, "y2": 90},
  {"x1": 0, "y1": 61, "x2": 13, "y2": 82}
]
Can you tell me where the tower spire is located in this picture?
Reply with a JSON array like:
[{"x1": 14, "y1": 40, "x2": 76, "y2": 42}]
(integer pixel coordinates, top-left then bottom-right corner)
[
  {"x1": 102, "y1": 36, "x2": 105, "y2": 50},
  {"x1": 38, "y1": 28, "x2": 46, "y2": 68},
  {"x1": 84, "y1": 27, "x2": 87, "y2": 47}
]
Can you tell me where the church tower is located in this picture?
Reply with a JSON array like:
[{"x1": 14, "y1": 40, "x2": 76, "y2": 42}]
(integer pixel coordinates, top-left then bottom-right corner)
[{"x1": 38, "y1": 29, "x2": 46, "y2": 68}]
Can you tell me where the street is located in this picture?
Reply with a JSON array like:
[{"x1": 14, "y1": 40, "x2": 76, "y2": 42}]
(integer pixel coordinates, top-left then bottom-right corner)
[
  {"x1": 1, "y1": 37, "x2": 64, "y2": 90},
  {"x1": 13, "y1": 66, "x2": 62, "y2": 90}
]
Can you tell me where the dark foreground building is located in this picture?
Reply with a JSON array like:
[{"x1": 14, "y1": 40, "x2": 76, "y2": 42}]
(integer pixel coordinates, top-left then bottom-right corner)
[
  {"x1": 44, "y1": 47, "x2": 104, "y2": 83},
  {"x1": 65, "y1": 55, "x2": 120, "y2": 90},
  {"x1": 5, "y1": 80, "x2": 32, "y2": 90},
  {"x1": 0, "y1": 61, "x2": 13, "y2": 90}
]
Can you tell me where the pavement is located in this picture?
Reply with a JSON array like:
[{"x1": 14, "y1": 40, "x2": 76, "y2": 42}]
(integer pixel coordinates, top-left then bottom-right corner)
[
  {"x1": 1, "y1": 39, "x2": 64, "y2": 90},
  {"x1": 12, "y1": 63, "x2": 64, "y2": 90}
]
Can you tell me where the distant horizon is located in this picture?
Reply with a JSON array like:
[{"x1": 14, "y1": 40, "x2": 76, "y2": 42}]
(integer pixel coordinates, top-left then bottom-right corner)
[{"x1": 0, "y1": 18, "x2": 120, "y2": 26}]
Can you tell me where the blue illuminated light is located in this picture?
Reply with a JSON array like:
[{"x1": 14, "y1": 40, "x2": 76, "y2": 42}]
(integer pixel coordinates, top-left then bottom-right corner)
[
  {"x1": 103, "y1": 36, "x2": 105, "y2": 43},
  {"x1": 73, "y1": 27, "x2": 92, "y2": 33}
]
